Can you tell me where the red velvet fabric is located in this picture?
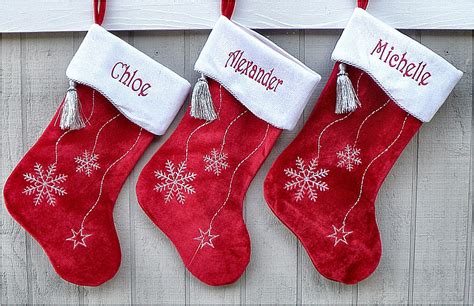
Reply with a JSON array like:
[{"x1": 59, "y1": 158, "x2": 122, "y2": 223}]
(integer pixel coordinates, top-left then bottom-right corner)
[
  {"x1": 264, "y1": 64, "x2": 422, "y2": 284},
  {"x1": 3, "y1": 84, "x2": 153, "y2": 286},
  {"x1": 136, "y1": 79, "x2": 281, "y2": 286}
]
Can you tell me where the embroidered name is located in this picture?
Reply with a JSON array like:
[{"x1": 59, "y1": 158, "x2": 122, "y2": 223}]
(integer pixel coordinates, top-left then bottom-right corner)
[
  {"x1": 225, "y1": 50, "x2": 284, "y2": 92},
  {"x1": 370, "y1": 39, "x2": 432, "y2": 86},
  {"x1": 111, "y1": 62, "x2": 152, "y2": 96}
]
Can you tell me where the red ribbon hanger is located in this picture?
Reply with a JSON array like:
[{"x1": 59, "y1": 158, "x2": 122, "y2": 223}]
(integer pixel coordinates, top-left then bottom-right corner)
[
  {"x1": 357, "y1": 0, "x2": 369, "y2": 10},
  {"x1": 94, "y1": 0, "x2": 107, "y2": 25},
  {"x1": 221, "y1": 0, "x2": 236, "y2": 19}
]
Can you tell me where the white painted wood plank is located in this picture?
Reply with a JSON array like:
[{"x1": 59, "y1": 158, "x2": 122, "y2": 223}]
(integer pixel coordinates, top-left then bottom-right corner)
[
  {"x1": 1, "y1": 0, "x2": 474, "y2": 32},
  {"x1": 1, "y1": 34, "x2": 29, "y2": 304},
  {"x1": 412, "y1": 31, "x2": 472, "y2": 304},
  {"x1": 470, "y1": 128, "x2": 474, "y2": 305},
  {"x1": 244, "y1": 167, "x2": 298, "y2": 304},
  {"x1": 471, "y1": 217, "x2": 473, "y2": 304},
  {"x1": 131, "y1": 30, "x2": 187, "y2": 305},
  {"x1": 244, "y1": 30, "x2": 299, "y2": 305},
  {"x1": 21, "y1": 33, "x2": 80, "y2": 304},
  {"x1": 82, "y1": 181, "x2": 132, "y2": 304},
  {"x1": 468, "y1": 133, "x2": 473, "y2": 305},
  {"x1": 82, "y1": 181, "x2": 133, "y2": 304},
  {"x1": 357, "y1": 140, "x2": 416, "y2": 303},
  {"x1": 189, "y1": 280, "x2": 242, "y2": 305},
  {"x1": 301, "y1": 30, "x2": 354, "y2": 304},
  {"x1": 468, "y1": 62, "x2": 473, "y2": 303}
]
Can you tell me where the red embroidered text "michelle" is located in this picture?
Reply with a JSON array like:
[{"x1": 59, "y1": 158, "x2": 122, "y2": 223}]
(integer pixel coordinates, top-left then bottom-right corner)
[
  {"x1": 370, "y1": 39, "x2": 432, "y2": 86},
  {"x1": 225, "y1": 50, "x2": 284, "y2": 92}
]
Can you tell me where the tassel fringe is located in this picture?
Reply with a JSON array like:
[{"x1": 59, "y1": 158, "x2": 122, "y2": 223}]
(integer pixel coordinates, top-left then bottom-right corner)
[
  {"x1": 335, "y1": 63, "x2": 361, "y2": 114},
  {"x1": 59, "y1": 80, "x2": 86, "y2": 130},
  {"x1": 190, "y1": 74, "x2": 217, "y2": 121}
]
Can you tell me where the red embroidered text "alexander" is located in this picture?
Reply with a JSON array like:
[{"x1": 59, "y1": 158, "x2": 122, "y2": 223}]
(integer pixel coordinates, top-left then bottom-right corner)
[
  {"x1": 111, "y1": 62, "x2": 152, "y2": 97},
  {"x1": 370, "y1": 39, "x2": 432, "y2": 86},
  {"x1": 225, "y1": 50, "x2": 283, "y2": 92}
]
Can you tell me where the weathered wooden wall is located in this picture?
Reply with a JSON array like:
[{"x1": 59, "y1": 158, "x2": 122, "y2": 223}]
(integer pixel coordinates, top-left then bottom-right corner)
[{"x1": 1, "y1": 30, "x2": 473, "y2": 304}]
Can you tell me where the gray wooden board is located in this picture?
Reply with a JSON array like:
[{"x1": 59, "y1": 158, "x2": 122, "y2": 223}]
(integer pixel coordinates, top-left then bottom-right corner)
[
  {"x1": 1, "y1": 33, "x2": 28, "y2": 305},
  {"x1": 1, "y1": 29, "x2": 472, "y2": 304}
]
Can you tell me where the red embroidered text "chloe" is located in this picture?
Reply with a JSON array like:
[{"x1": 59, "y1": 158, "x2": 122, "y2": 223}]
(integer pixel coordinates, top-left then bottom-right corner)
[
  {"x1": 111, "y1": 62, "x2": 152, "y2": 96},
  {"x1": 225, "y1": 50, "x2": 283, "y2": 92},
  {"x1": 370, "y1": 39, "x2": 432, "y2": 86}
]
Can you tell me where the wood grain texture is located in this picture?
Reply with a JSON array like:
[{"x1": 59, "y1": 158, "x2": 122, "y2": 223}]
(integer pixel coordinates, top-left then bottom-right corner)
[
  {"x1": 1, "y1": 29, "x2": 472, "y2": 304},
  {"x1": 412, "y1": 31, "x2": 472, "y2": 304},
  {"x1": 132, "y1": 30, "x2": 187, "y2": 305},
  {"x1": 244, "y1": 30, "x2": 300, "y2": 305},
  {"x1": 1, "y1": 0, "x2": 474, "y2": 32},
  {"x1": 1, "y1": 33, "x2": 29, "y2": 304}
]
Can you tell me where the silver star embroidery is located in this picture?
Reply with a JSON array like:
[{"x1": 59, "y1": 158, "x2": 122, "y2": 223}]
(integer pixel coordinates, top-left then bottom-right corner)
[
  {"x1": 327, "y1": 224, "x2": 353, "y2": 246},
  {"x1": 194, "y1": 228, "x2": 219, "y2": 249},
  {"x1": 66, "y1": 228, "x2": 92, "y2": 249}
]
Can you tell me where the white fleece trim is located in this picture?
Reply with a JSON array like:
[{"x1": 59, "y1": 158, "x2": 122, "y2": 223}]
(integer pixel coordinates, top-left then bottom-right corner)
[
  {"x1": 194, "y1": 16, "x2": 321, "y2": 130},
  {"x1": 66, "y1": 24, "x2": 190, "y2": 135},
  {"x1": 332, "y1": 8, "x2": 463, "y2": 122}
]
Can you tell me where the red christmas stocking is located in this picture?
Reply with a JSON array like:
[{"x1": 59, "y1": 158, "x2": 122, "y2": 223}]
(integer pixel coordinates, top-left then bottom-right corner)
[
  {"x1": 136, "y1": 10, "x2": 321, "y2": 286},
  {"x1": 3, "y1": 24, "x2": 190, "y2": 286},
  {"x1": 264, "y1": 8, "x2": 462, "y2": 284}
]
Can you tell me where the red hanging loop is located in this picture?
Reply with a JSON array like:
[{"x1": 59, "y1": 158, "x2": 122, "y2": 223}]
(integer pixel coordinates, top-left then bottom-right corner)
[
  {"x1": 357, "y1": 0, "x2": 369, "y2": 10},
  {"x1": 94, "y1": 0, "x2": 107, "y2": 25},
  {"x1": 221, "y1": 0, "x2": 236, "y2": 19}
]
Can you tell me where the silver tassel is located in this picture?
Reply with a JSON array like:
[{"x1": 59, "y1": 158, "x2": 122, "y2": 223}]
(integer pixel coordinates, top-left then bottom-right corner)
[
  {"x1": 335, "y1": 63, "x2": 361, "y2": 114},
  {"x1": 190, "y1": 74, "x2": 217, "y2": 121},
  {"x1": 59, "y1": 80, "x2": 85, "y2": 130}
]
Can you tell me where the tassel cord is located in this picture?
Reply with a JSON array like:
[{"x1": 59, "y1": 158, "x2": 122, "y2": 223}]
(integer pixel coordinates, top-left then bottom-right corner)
[
  {"x1": 335, "y1": 63, "x2": 361, "y2": 114},
  {"x1": 190, "y1": 73, "x2": 217, "y2": 122},
  {"x1": 59, "y1": 80, "x2": 86, "y2": 130}
]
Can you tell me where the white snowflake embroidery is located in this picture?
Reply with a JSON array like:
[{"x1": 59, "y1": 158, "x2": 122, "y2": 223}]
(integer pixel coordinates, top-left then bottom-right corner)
[
  {"x1": 284, "y1": 157, "x2": 329, "y2": 202},
  {"x1": 74, "y1": 150, "x2": 100, "y2": 176},
  {"x1": 23, "y1": 163, "x2": 67, "y2": 206},
  {"x1": 336, "y1": 144, "x2": 362, "y2": 172},
  {"x1": 154, "y1": 160, "x2": 197, "y2": 204},
  {"x1": 203, "y1": 148, "x2": 229, "y2": 176}
]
